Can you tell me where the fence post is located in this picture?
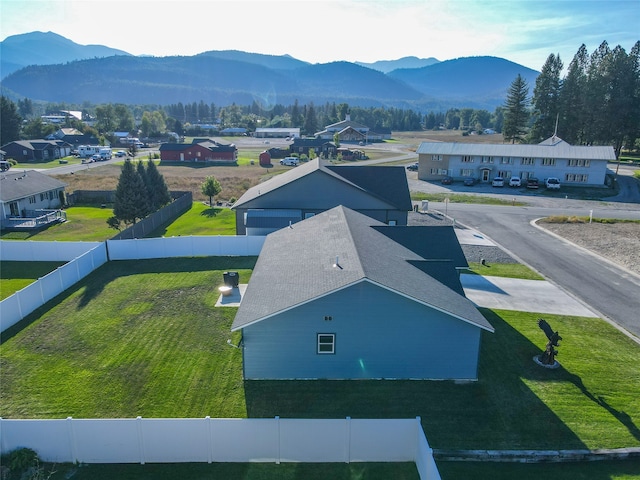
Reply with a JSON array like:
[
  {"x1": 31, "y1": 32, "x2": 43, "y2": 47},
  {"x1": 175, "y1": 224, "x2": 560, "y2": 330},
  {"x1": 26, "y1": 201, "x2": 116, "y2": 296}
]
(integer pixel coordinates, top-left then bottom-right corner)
[
  {"x1": 136, "y1": 416, "x2": 145, "y2": 464},
  {"x1": 205, "y1": 416, "x2": 212, "y2": 464},
  {"x1": 275, "y1": 416, "x2": 280, "y2": 465},
  {"x1": 345, "y1": 416, "x2": 351, "y2": 463},
  {"x1": 66, "y1": 417, "x2": 78, "y2": 464}
]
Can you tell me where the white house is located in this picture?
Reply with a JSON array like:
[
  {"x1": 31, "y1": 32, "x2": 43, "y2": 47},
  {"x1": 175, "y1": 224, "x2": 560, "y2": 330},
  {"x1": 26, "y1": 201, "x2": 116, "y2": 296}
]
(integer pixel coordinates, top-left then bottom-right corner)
[{"x1": 416, "y1": 136, "x2": 616, "y2": 186}]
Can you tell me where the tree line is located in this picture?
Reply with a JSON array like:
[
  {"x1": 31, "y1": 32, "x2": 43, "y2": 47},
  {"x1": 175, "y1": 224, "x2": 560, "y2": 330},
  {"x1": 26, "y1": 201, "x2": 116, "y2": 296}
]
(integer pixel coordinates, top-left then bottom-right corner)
[{"x1": 502, "y1": 41, "x2": 639, "y2": 155}]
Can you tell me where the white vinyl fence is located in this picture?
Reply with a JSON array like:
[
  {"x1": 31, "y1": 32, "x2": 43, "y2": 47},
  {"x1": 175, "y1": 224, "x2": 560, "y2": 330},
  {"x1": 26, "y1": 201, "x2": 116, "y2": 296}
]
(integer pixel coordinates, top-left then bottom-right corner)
[
  {"x1": 0, "y1": 417, "x2": 440, "y2": 479},
  {"x1": 106, "y1": 235, "x2": 265, "y2": 260},
  {"x1": 0, "y1": 242, "x2": 108, "y2": 332}
]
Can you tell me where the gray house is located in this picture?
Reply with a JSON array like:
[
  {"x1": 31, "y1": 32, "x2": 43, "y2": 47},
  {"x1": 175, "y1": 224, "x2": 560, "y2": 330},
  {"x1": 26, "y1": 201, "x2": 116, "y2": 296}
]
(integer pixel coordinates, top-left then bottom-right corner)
[
  {"x1": 231, "y1": 206, "x2": 494, "y2": 380},
  {"x1": 231, "y1": 158, "x2": 412, "y2": 235}
]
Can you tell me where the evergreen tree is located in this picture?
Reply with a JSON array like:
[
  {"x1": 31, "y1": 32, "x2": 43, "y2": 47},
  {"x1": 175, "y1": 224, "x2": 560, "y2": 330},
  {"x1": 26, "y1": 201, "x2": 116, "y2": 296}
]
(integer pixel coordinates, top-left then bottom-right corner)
[
  {"x1": 201, "y1": 176, "x2": 221, "y2": 206},
  {"x1": 113, "y1": 159, "x2": 150, "y2": 225},
  {"x1": 0, "y1": 96, "x2": 22, "y2": 144},
  {"x1": 558, "y1": 45, "x2": 589, "y2": 144},
  {"x1": 502, "y1": 74, "x2": 530, "y2": 143},
  {"x1": 303, "y1": 102, "x2": 317, "y2": 136},
  {"x1": 530, "y1": 54, "x2": 563, "y2": 142},
  {"x1": 144, "y1": 159, "x2": 171, "y2": 211}
]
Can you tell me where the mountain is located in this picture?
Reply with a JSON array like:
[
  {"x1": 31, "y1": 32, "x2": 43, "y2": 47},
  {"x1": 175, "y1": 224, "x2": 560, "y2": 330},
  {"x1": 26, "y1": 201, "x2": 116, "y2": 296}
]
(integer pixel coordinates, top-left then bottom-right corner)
[
  {"x1": 388, "y1": 56, "x2": 540, "y2": 108},
  {"x1": 356, "y1": 56, "x2": 440, "y2": 73},
  {"x1": 0, "y1": 31, "x2": 131, "y2": 78},
  {"x1": 0, "y1": 32, "x2": 540, "y2": 112}
]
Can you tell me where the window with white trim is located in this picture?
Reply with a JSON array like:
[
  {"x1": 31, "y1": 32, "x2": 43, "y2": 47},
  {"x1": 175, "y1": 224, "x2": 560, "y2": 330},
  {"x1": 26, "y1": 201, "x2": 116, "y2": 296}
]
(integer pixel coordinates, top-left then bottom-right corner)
[
  {"x1": 29, "y1": 195, "x2": 36, "y2": 204},
  {"x1": 521, "y1": 157, "x2": 534, "y2": 165},
  {"x1": 501, "y1": 157, "x2": 513, "y2": 164},
  {"x1": 460, "y1": 168, "x2": 474, "y2": 176},
  {"x1": 542, "y1": 158, "x2": 556, "y2": 166},
  {"x1": 568, "y1": 158, "x2": 590, "y2": 167},
  {"x1": 431, "y1": 154, "x2": 443, "y2": 161},
  {"x1": 461, "y1": 155, "x2": 473, "y2": 163},
  {"x1": 317, "y1": 334, "x2": 335, "y2": 354},
  {"x1": 481, "y1": 156, "x2": 493, "y2": 164}
]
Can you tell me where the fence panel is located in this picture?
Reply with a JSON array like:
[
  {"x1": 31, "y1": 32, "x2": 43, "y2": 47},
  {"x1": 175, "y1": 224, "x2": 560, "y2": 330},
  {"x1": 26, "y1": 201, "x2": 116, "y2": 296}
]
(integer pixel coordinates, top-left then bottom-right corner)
[
  {"x1": 107, "y1": 236, "x2": 265, "y2": 260},
  {"x1": 0, "y1": 419, "x2": 69, "y2": 463},
  {"x1": 0, "y1": 240, "x2": 102, "y2": 261},
  {"x1": 73, "y1": 419, "x2": 141, "y2": 464},
  {"x1": 210, "y1": 418, "x2": 279, "y2": 462},
  {"x1": 349, "y1": 419, "x2": 417, "y2": 462},
  {"x1": 280, "y1": 418, "x2": 348, "y2": 463}
]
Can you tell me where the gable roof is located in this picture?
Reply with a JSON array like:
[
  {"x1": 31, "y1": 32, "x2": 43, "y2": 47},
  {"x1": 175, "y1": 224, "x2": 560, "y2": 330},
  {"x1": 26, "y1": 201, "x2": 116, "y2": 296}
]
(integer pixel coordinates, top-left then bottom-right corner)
[
  {"x1": 232, "y1": 158, "x2": 412, "y2": 211},
  {"x1": 416, "y1": 140, "x2": 615, "y2": 160},
  {"x1": 0, "y1": 170, "x2": 67, "y2": 202},
  {"x1": 232, "y1": 206, "x2": 493, "y2": 333}
]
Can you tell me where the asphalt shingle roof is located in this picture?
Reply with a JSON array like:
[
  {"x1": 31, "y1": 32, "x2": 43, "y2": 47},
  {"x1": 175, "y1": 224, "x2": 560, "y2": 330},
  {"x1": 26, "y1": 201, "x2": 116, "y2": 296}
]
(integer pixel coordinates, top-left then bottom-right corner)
[
  {"x1": 231, "y1": 206, "x2": 493, "y2": 332},
  {"x1": 0, "y1": 170, "x2": 67, "y2": 202}
]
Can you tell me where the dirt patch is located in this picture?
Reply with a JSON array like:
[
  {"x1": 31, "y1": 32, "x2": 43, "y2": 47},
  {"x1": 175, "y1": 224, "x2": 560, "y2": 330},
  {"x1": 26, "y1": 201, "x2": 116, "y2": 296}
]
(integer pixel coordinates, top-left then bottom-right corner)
[{"x1": 539, "y1": 222, "x2": 640, "y2": 275}]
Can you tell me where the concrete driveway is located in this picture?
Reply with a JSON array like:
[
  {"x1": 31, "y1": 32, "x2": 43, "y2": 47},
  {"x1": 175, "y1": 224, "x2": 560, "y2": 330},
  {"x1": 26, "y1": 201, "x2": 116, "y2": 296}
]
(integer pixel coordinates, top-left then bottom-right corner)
[{"x1": 461, "y1": 274, "x2": 597, "y2": 317}]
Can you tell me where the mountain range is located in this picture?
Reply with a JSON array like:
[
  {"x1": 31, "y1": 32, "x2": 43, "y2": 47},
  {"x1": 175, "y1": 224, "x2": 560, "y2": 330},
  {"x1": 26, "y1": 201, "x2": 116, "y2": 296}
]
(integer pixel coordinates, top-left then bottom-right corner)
[{"x1": 0, "y1": 31, "x2": 540, "y2": 112}]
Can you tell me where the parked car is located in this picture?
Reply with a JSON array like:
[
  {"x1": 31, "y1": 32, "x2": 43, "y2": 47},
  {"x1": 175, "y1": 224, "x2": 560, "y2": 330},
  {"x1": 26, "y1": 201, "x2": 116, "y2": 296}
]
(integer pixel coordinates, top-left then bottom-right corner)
[
  {"x1": 441, "y1": 176, "x2": 453, "y2": 185},
  {"x1": 280, "y1": 157, "x2": 299, "y2": 166},
  {"x1": 526, "y1": 178, "x2": 540, "y2": 189},
  {"x1": 463, "y1": 177, "x2": 476, "y2": 186},
  {"x1": 509, "y1": 176, "x2": 522, "y2": 187},
  {"x1": 546, "y1": 177, "x2": 561, "y2": 190},
  {"x1": 406, "y1": 162, "x2": 419, "y2": 171},
  {"x1": 115, "y1": 150, "x2": 127, "y2": 157},
  {"x1": 492, "y1": 177, "x2": 504, "y2": 187}
]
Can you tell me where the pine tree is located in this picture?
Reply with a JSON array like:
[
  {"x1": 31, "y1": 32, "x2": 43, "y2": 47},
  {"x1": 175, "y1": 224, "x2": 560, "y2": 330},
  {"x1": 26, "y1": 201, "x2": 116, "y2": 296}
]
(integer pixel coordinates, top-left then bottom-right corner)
[
  {"x1": 113, "y1": 159, "x2": 150, "y2": 225},
  {"x1": 530, "y1": 54, "x2": 563, "y2": 143},
  {"x1": 558, "y1": 45, "x2": 589, "y2": 144},
  {"x1": 0, "y1": 96, "x2": 22, "y2": 144},
  {"x1": 144, "y1": 159, "x2": 171, "y2": 211},
  {"x1": 502, "y1": 74, "x2": 530, "y2": 144}
]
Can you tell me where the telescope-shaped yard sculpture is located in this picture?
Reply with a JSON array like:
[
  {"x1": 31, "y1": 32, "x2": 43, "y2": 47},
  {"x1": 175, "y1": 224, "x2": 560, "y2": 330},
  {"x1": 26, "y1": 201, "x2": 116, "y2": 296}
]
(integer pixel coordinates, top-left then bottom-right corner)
[{"x1": 536, "y1": 318, "x2": 562, "y2": 368}]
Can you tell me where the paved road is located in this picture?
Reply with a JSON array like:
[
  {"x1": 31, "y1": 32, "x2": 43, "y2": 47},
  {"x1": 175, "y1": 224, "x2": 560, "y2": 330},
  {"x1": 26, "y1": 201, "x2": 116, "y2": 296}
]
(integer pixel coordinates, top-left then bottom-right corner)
[{"x1": 435, "y1": 201, "x2": 640, "y2": 340}]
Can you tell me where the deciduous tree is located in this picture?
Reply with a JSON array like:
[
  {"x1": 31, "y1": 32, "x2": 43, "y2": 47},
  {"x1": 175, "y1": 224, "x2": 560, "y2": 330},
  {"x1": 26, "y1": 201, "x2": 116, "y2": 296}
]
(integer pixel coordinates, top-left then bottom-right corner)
[{"x1": 201, "y1": 176, "x2": 221, "y2": 206}]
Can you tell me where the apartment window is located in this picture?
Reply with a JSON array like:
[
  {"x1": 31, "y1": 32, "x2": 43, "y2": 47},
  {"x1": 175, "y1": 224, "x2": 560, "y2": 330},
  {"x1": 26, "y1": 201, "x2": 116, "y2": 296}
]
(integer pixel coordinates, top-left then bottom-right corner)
[
  {"x1": 568, "y1": 159, "x2": 590, "y2": 167},
  {"x1": 49, "y1": 191, "x2": 55, "y2": 200},
  {"x1": 498, "y1": 170, "x2": 510, "y2": 179},
  {"x1": 565, "y1": 173, "x2": 589, "y2": 183},
  {"x1": 461, "y1": 155, "x2": 473, "y2": 163},
  {"x1": 521, "y1": 157, "x2": 534, "y2": 165},
  {"x1": 481, "y1": 156, "x2": 493, "y2": 164},
  {"x1": 542, "y1": 158, "x2": 556, "y2": 166},
  {"x1": 40, "y1": 193, "x2": 46, "y2": 201},
  {"x1": 29, "y1": 195, "x2": 36, "y2": 204},
  {"x1": 460, "y1": 168, "x2": 474, "y2": 176},
  {"x1": 317, "y1": 334, "x2": 335, "y2": 354},
  {"x1": 430, "y1": 168, "x2": 448, "y2": 175},
  {"x1": 431, "y1": 154, "x2": 443, "y2": 161},
  {"x1": 501, "y1": 157, "x2": 513, "y2": 164}
]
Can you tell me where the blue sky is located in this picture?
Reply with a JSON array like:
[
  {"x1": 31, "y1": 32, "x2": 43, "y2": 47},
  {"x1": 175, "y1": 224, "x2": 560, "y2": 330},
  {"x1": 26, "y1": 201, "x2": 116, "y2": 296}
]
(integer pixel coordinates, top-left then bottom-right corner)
[{"x1": 1, "y1": 0, "x2": 638, "y2": 71}]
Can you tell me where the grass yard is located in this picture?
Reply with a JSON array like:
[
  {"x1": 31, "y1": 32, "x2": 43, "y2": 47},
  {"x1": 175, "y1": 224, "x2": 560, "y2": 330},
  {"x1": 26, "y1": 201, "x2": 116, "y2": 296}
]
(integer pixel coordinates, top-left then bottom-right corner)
[
  {"x1": 25, "y1": 461, "x2": 419, "y2": 480},
  {"x1": 0, "y1": 261, "x2": 66, "y2": 300},
  {"x1": 148, "y1": 202, "x2": 236, "y2": 237},
  {"x1": 465, "y1": 262, "x2": 545, "y2": 280},
  {"x1": 1, "y1": 258, "x2": 639, "y2": 453},
  {"x1": 410, "y1": 191, "x2": 526, "y2": 206},
  {"x1": 0, "y1": 205, "x2": 115, "y2": 241},
  {"x1": 12, "y1": 156, "x2": 81, "y2": 170}
]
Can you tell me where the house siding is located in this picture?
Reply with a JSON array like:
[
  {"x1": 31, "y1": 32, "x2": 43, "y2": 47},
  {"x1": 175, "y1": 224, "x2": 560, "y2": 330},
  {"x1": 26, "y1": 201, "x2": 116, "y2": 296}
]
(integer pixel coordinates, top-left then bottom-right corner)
[{"x1": 241, "y1": 281, "x2": 482, "y2": 380}]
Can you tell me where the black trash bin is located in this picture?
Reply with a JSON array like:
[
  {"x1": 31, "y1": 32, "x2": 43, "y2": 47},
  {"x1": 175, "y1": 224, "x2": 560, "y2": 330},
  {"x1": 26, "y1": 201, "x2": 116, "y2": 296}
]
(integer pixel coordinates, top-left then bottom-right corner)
[{"x1": 223, "y1": 271, "x2": 239, "y2": 288}]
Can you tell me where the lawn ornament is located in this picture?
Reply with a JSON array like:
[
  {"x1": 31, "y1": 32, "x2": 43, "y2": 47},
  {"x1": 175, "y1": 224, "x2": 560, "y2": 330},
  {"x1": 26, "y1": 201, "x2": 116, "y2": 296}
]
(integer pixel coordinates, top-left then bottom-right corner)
[{"x1": 536, "y1": 318, "x2": 562, "y2": 367}]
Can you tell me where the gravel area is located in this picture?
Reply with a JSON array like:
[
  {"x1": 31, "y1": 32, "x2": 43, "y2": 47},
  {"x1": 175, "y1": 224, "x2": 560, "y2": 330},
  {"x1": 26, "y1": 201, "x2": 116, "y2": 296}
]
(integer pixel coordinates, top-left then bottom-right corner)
[{"x1": 537, "y1": 221, "x2": 640, "y2": 276}]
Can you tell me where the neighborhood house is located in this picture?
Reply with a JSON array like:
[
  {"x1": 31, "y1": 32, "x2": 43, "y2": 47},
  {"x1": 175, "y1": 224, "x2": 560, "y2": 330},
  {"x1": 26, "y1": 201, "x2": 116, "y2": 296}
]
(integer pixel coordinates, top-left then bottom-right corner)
[
  {"x1": 416, "y1": 135, "x2": 616, "y2": 186},
  {"x1": 231, "y1": 206, "x2": 494, "y2": 380},
  {"x1": 0, "y1": 170, "x2": 67, "y2": 230},
  {"x1": 231, "y1": 158, "x2": 412, "y2": 235},
  {"x1": 159, "y1": 139, "x2": 238, "y2": 163},
  {"x1": 0, "y1": 139, "x2": 72, "y2": 162}
]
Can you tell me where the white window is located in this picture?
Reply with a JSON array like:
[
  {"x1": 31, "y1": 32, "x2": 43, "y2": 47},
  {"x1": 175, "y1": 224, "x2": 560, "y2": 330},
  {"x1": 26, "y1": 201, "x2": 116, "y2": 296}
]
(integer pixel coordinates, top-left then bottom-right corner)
[
  {"x1": 460, "y1": 168, "x2": 474, "y2": 176},
  {"x1": 29, "y1": 195, "x2": 36, "y2": 204},
  {"x1": 481, "y1": 156, "x2": 493, "y2": 164},
  {"x1": 317, "y1": 334, "x2": 335, "y2": 354},
  {"x1": 542, "y1": 158, "x2": 556, "y2": 166},
  {"x1": 461, "y1": 155, "x2": 473, "y2": 163},
  {"x1": 431, "y1": 154, "x2": 443, "y2": 161},
  {"x1": 568, "y1": 159, "x2": 590, "y2": 167},
  {"x1": 501, "y1": 157, "x2": 513, "y2": 164},
  {"x1": 521, "y1": 157, "x2": 534, "y2": 165}
]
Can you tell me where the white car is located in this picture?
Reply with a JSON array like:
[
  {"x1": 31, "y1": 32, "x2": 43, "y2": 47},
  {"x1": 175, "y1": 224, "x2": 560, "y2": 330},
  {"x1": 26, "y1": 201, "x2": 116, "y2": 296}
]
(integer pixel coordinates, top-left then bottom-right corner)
[
  {"x1": 492, "y1": 177, "x2": 504, "y2": 187},
  {"x1": 509, "y1": 176, "x2": 522, "y2": 187},
  {"x1": 546, "y1": 177, "x2": 561, "y2": 189},
  {"x1": 280, "y1": 157, "x2": 299, "y2": 166}
]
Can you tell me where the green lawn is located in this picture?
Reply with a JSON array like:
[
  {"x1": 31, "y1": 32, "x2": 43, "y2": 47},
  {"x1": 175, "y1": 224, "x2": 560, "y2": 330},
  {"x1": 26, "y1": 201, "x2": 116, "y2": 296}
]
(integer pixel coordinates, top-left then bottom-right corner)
[
  {"x1": 2, "y1": 258, "x2": 639, "y2": 453},
  {"x1": 12, "y1": 156, "x2": 82, "y2": 170},
  {"x1": 465, "y1": 262, "x2": 545, "y2": 280},
  {"x1": 411, "y1": 192, "x2": 526, "y2": 206},
  {"x1": 0, "y1": 261, "x2": 66, "y2": 300},
  {"x1": 0, "y1": 206, "x2": 115, "y2": 241},
  {"x1": 148, "y1": 202, "x2": 236, "y2": 237}
]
